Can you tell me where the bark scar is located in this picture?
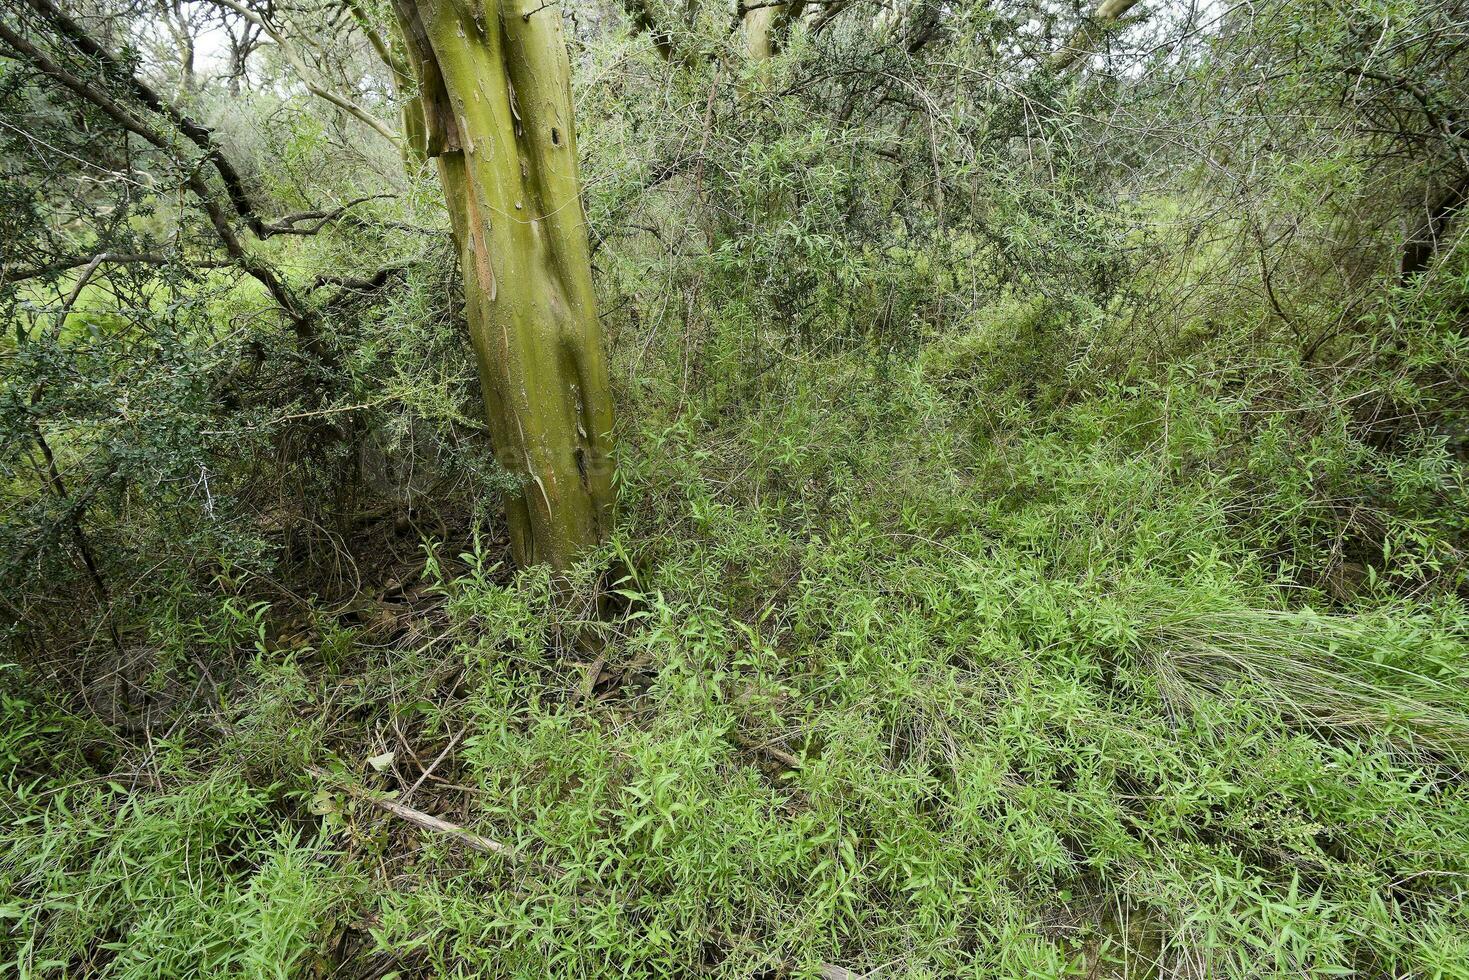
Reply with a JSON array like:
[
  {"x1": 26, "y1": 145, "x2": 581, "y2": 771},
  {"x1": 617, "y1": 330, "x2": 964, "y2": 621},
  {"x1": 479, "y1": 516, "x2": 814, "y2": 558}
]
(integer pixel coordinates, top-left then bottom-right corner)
[{"x1": 463, "y1": 184, "x2": 497, "y2": 302}]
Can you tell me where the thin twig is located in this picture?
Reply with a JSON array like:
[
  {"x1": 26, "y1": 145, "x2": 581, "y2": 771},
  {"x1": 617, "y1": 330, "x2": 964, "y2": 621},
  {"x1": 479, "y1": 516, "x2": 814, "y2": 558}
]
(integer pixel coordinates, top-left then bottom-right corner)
[
  {"x1": 402, "y1": 729, "x2": 465, "y2": 803},
  {"x1": 308, "y1": 765, "x2": 514, "y2": 857}
]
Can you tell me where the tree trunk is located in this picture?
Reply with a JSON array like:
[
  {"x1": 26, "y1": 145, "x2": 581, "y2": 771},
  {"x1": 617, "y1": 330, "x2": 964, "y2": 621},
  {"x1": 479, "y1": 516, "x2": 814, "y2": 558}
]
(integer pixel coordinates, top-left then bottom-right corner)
[
  {"x1": 744, "y1": 3, "x2": 777, "y2": 61},
  {"x1": 345, "y1": 0, "x2": 427, "y2": 166},
  {"x1": 1401, "y1": 174, "x2": 1468, "y2": 281},
  {"x1": 622, "y1": 0, "x2": 673, "y2": 60},
  {"x1": 743, "y1": 0, "x2": 805, "y2": 61},
  {"x1": 393, "y1": 0, "x2": 616, "y2": 570}
]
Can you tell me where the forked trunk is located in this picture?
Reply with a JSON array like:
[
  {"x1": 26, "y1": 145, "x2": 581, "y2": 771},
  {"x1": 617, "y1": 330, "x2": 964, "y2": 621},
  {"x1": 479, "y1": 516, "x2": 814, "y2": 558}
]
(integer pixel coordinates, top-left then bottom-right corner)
[{"x1": 394, "y1": 0, "x2": 616, "y2": 570}]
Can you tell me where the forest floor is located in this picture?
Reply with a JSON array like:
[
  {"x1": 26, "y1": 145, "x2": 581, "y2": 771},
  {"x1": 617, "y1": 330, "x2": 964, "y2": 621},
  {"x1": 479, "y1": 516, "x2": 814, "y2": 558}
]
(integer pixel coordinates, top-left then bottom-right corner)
[{"x1": 5, "y1": 348, "x2": 1469, "y2": 978}]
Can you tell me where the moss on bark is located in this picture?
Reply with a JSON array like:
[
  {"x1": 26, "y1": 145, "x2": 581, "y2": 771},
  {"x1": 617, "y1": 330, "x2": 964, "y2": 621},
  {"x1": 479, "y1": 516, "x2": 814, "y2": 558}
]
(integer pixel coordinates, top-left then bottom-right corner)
[{"x1": 395, "y1": 0, "x2": 616, "y2": 570}]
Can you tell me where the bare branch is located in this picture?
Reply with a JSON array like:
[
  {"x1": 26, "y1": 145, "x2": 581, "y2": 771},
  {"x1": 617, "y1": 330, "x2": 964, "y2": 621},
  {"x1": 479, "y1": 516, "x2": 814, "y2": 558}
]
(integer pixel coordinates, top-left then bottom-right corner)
[
  {"x1": 257, "y1": 194, "x2": 397, "y2": 237},
  {"x1": 0, "y1": 19, "x2": 320, "y2": 348},
  {"x1": 21, "y1": 0, "x2": 269, "y2": 236},
  {"x1": 203, "y1": 0, "x2": 403, "y2": 146},
  {"x1": 1048, "y1": 0, "x2": 1145, "y2": 75}
]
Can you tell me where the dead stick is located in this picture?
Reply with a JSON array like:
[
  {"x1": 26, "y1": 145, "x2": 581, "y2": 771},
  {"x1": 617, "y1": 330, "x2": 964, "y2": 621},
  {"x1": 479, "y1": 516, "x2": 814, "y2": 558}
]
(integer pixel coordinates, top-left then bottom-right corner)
[
  {"x1": 731, "y1": 731, "x2": 803, "y2": 770},
  {"x1": 402, "y1": 728, "x2": 464, "y2": 803},
  {"x1": 309, "y1": 766, "x2": 513, "y2": 858}
]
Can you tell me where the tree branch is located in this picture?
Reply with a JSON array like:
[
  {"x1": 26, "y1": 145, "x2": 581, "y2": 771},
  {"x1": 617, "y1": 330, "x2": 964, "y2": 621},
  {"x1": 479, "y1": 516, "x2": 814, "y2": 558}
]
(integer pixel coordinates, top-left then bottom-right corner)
[
  {"x1": 0, "y1": 19, "x2": 319, "y2": 350},
  {"x1": 3, "y1": 251, "x2": 197, "y2": 284},
  {"x1": 257, "y1": 194, "x2": 397, "y2": 237},
  {"x1": 203, "y1": 0, "x2": 403, "y2": 146},
  {"x1": 1047, "y1": 0, "x2": 1144, "y2": 75},
  {"x1": 21, "y1": 0, "x2": 269, "y2": 236}
]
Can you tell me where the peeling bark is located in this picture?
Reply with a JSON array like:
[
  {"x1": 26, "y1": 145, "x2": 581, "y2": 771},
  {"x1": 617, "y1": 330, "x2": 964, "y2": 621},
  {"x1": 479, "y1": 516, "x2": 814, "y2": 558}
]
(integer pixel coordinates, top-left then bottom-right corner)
[{"x1": 394, "y1": 0, "x2": 616, "y2": 570}]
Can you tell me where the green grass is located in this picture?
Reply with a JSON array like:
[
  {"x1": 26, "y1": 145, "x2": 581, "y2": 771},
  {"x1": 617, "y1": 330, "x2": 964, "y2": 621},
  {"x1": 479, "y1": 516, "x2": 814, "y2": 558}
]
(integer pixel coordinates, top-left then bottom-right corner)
[{"x1": 4, "y1": 335, "x2": 1469, "y2": 978}]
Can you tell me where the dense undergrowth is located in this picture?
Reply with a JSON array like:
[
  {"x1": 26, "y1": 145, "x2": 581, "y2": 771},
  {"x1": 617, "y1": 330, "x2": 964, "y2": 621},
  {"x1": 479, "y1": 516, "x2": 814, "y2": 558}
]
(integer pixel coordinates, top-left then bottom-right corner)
[{"x1": 5, "y1": 275, "x2": 1469, "y2": 976}]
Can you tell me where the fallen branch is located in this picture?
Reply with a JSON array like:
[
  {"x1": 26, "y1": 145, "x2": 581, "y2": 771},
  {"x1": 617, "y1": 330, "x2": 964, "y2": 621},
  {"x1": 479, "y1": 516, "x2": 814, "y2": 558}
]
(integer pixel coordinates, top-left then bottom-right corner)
[
  {"x1": 402, "y1": 728, "x2": 465, "y2": 803},
  {"x1": 308, "y1": 765, "x2": 514, "y2": 858},
  {"x1": 731, "y1": 730, "x2": 804, "y2": 770}
]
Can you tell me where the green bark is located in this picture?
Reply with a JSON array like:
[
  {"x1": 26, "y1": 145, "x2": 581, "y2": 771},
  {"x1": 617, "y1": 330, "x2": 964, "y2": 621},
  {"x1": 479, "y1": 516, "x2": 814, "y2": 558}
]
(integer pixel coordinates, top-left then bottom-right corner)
[
  {"x1": 743, "y1": 0, "x2": 805, "y2": 61},
  {"x1": 394, "y1": 0, "x2": 616, "y2": 570},
  {"x1": 744, "y1": 4, "x2": 777, "y2": 61},
  {"x1": 344, "y1": 0, "x2": 427, "y2": 164}
]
